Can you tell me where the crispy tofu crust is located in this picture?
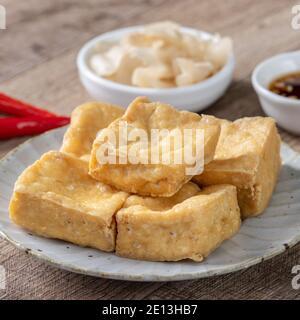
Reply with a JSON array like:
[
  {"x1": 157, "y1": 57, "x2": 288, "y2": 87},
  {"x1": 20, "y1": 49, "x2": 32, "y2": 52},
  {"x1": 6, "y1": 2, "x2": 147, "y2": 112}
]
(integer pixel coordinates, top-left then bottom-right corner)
[
  {"x1": 193, "y1": 116, "x2": 281, "y2": 218},
  {"x1": 61, "y1": 102, "x2": 124, "y2": 161},
  {"x1": 89, "y1": 97, "x2": 220, "y2": 197},
  {"x1": 116, "y1": 183, "x2": 241, "y2": 261},
  {"x1": 8, "y1": 98, "x2": 282, "y2": 262},
  {"x1": 9, "y1": 151, "x2": 128, "y2": 252}
]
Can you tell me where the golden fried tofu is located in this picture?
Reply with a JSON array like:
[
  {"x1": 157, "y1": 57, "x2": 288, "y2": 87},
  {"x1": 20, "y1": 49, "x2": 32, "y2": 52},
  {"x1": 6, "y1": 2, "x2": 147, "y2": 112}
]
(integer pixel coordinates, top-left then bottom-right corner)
[
  {"x1": 61, "y1": 102, "x2": 124, "y2": 161},
  {"x1": 116, "y1": 183, "x2": 241, "y2": 262},
  {"x1": 9, "y1": 151, "x2": 128, "y2": 252},
  {"x1": 89, "y1": 97, "x2": 220, "y2": 197},
  {"x1": 193, "y1": 117, "x2": 281, "y2": 218}
]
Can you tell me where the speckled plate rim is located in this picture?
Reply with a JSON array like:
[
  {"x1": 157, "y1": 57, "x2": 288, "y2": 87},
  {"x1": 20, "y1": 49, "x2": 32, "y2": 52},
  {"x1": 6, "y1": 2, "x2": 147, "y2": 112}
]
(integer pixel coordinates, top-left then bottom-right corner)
[
  {"x1": 0, "y1": 127, "x2": 299, "y2": 282},
  {"x1": 1, "y1": 224, "x2": 297, "y2": 282}
]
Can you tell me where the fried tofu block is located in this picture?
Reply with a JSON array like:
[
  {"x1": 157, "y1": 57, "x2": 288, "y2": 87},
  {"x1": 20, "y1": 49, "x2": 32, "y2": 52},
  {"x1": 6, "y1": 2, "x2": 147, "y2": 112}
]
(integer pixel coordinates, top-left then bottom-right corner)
[
  {"x1": 9, "y1": 151, "x2": 128, "y2": 252},
  {"x1": 116, "y1": 183, "x2": 241, "y2": 262},
  {"x1": 89, "y1": 97, "x2": 220, "y2": 197},
  {"x1": 193, "y1": 117, "x2": 281, "y2": 218},
  {"x1": 61, "y1": 102, "x2": 124, "y2": 161}
]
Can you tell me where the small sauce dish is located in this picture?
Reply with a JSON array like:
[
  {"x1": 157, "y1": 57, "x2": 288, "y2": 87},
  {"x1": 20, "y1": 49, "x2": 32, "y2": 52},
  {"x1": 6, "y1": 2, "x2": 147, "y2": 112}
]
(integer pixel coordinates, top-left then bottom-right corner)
[
  {"x1": 252, "y1": 50, "x2": 300, "y2": 135},
  {"x1": 77, "y1": 25, "x2": 235, "y2": 112}
]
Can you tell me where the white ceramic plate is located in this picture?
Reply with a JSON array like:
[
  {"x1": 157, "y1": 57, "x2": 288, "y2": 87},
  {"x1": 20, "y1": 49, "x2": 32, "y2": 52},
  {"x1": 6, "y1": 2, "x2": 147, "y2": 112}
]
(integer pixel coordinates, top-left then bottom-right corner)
[{"x1": 0, "y1": 127, "x2": 300, "y2": 281}]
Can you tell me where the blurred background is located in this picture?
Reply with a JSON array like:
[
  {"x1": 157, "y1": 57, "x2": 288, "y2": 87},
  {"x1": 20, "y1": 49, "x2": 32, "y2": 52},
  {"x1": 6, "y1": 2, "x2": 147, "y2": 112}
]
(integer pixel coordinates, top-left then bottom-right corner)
[
  {"x1": 1, "y1": 0, "x2": 300, "y2": 300},
  {"x1": 1, "y1": 0, "x2": 299, "y2": 161}
]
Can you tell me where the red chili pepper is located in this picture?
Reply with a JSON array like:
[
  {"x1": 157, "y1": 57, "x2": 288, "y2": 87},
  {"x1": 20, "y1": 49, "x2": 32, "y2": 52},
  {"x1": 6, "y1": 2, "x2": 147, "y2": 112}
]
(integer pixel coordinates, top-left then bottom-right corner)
[
  {"x1": 0, "y1": 116, "x2": 70, "y2": 139},
  {"x1": 0, "y1": 93, "x2": 56, "y2": 118}
]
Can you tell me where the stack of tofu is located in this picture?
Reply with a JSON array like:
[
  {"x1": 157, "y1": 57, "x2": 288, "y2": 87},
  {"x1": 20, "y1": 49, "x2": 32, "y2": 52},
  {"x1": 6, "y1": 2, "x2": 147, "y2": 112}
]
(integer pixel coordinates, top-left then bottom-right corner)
[{"x1": 9, "y1": 97, "x2": 281, "y2": 262}]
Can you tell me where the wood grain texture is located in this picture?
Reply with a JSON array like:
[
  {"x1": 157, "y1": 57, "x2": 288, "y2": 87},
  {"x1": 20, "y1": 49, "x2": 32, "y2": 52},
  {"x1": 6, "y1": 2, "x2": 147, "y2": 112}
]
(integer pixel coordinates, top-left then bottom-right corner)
[{"x1": 0, "y1": 0, "x2": 300, "y2": 299}]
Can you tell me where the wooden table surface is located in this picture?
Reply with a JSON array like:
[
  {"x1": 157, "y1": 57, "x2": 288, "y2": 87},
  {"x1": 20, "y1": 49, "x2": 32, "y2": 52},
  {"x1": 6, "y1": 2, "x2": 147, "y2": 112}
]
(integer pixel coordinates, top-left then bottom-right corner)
[{"x1": 1, "y1": 0, "x2": 300, "y2": 300}]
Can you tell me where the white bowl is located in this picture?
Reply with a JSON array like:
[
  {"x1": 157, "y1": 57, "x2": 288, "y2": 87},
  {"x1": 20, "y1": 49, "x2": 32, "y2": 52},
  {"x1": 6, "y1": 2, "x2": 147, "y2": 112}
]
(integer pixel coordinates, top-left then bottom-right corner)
[
  {"x1": 77, "y1": 26, "x2": 235, "y2": 112},
  {"x1": 252, "y1": 50, "x2": 300, "y2": 135}
]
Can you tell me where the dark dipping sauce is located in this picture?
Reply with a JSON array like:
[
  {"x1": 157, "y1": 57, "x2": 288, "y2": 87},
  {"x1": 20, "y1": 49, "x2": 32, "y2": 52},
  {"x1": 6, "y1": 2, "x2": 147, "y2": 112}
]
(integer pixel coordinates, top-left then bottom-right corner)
[{"x1": 269, "y1": 71, "x2": 300, "y2": 99}]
